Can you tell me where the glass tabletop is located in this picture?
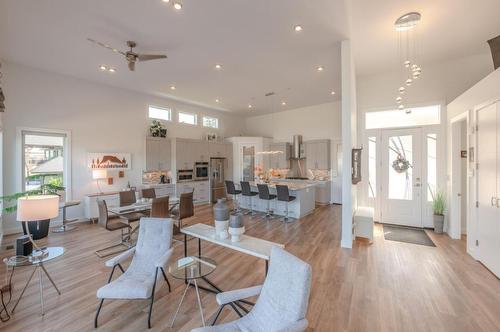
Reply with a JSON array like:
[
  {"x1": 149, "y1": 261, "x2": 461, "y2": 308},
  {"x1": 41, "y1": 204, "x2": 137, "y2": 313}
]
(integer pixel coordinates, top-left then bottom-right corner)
[
  {"x1": 169, "y1": 256, "x2": 217, "y2": 280},
  {"x1": 3, "y1": 246, "x2": 65, "y2": 267}
]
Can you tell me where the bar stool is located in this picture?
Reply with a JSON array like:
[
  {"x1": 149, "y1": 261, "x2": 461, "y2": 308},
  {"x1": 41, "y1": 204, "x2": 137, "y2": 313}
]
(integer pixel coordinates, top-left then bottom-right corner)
[
  {"x1": 276, "y1": 185, "x2": 296, "y2": 222},
  {"x1": 257, "y1": 184, "x2": 277, "y2": 219},
  {"x1": 225, "y1": 180, "x2": 242, "y2": 212},
  {"x1": 240, "y1": 181, "x2": 259, "y2": 215}
]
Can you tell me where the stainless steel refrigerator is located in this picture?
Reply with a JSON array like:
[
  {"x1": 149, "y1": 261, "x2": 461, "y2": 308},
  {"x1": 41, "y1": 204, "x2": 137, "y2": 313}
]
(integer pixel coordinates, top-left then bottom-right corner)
[{"x1": 210, "y1": 157, "x2": 226, "y2": 203}]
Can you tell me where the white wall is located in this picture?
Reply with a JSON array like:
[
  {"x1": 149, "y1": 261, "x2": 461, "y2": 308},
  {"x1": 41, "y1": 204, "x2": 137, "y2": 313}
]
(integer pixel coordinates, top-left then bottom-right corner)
[
  {"x1": 2, "y1": 62, "x2": 245, "y2": 234},
  {"x1": 446, "y1": 67, "x2": 500, "y2": 257},
  {"x1": 243, "y1": 101, "x2": 342, "y2": 203},
  {"x1": 341, "y1": 40, "x2": 357, "y2": 249}
]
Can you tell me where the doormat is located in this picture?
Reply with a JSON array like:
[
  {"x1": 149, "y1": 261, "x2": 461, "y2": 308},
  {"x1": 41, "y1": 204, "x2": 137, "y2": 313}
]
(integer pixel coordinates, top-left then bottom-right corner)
[{"x1": 383, "y1": 224, "x2": 436, "y2": 247}]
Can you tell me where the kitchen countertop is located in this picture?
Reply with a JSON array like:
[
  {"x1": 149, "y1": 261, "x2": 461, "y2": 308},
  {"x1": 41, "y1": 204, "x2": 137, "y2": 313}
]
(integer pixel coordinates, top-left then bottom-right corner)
[{"x1": 249, "y1": 180, "x2": 317, "y2": 191}]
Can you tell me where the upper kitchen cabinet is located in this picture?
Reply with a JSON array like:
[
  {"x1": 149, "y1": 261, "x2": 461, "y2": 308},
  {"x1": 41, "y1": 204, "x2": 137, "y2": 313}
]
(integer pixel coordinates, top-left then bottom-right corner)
[
  {"x1": 208, "y1": 142, "x2": 228, "y2": 158},
  {"x1": 145, "y1": 137, "x2": 171, "y2": 171},
  {"x1": 305, "y1": 139, "x2": 330, "y2": 170},
  {"x1": 269, "y1": 142, "x2": 290, "y2": 169},
  {"x1": 175, "y1": 139, "x2": 193, "y2": 170}
]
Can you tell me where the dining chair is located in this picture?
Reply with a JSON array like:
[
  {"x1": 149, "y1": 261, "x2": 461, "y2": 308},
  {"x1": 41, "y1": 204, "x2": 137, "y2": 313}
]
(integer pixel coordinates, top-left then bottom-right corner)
[
  {"x1": 171, "y1": 191, "x2": 194, "y2": 233},
  {"x1": 191, "y1": 246, "x2": 312, "y2": 332},
  {"x1": 95, "y1": 200, "x2": 132, "y2": 258},
  {"x1": 150, "y1": 196, "x2": 170, "y2": 218},
  {"x1": 95, "y1": 218, "x2": 173, "y2": 329},
  {"x1": 142, "y1": 188, "x2": 156, "y2": 199},
  {"x1": 119, "y1": 190, "x2": 146, "y2": 224}
]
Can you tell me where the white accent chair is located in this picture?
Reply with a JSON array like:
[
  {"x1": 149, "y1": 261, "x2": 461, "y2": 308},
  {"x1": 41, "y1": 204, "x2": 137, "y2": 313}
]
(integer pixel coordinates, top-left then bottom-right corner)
[
  {"x1": 95, "y1": 217, "x2": 174, "y2": 329},
  {"x1": 192, "y1": 246, "x2": 312, "y2": 332}
]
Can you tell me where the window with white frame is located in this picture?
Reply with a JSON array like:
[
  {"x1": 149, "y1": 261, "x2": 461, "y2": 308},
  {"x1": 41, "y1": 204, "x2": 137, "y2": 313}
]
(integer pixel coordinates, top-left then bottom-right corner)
[
  {"x1": 365, "y1": 105, "x2": 440, "y2": 129},
  {"x1": 202, "y1": 116, "x2": 219, "y2": 129},
  {"x1": 148, "y1": 105, "x2": 171, "y2": 121},
  {"x1": 178, "y1": 111, "x2": 197, "y2": 125}
]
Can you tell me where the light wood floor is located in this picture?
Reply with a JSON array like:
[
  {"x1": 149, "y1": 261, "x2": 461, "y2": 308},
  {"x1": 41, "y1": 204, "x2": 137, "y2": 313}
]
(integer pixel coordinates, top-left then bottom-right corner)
[{"x1": 1, "y1": 204, "x2": 499, "y2": 332}]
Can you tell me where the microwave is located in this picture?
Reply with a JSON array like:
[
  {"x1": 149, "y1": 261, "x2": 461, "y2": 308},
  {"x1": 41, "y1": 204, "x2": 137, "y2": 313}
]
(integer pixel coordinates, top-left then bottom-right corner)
[
  {"x1": 177, "y1": 169, "x2": 194, "y2": 182},
  {"x1": 194, "y1": 162, "x2": 209, "y2": 180}
]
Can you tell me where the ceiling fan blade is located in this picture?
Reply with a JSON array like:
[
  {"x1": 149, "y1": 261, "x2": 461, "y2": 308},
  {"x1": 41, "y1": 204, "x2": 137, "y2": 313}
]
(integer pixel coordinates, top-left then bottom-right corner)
[
  {"x1": 87, "y1": 38, "x2": 126, "y2": 55},
  {"x1": 137, "y1": 54, "x2": 167, "y2": 61},
  {"x1": 128, "y1": 61, "x2": 136, "y2": 71}
]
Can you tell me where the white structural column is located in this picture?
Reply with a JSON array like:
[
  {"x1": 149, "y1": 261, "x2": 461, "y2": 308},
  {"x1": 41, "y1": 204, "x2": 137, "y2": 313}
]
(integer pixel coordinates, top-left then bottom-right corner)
[{"x1": 341, "y1": 40, "x2": 358, "y2": 248}]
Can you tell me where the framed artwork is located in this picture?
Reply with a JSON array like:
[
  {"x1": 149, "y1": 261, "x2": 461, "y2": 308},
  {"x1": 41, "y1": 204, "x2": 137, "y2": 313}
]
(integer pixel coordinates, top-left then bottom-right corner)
[{"x1": 88, "y1": 153, "x2": 131, "y2": 170}]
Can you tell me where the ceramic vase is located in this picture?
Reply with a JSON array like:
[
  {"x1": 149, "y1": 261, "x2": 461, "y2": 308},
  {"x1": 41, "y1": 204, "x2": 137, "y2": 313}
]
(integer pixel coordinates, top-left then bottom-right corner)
[
  {"x1": 228, "y1": 212, "x2": 245, "y2": 242},
  {"x1": 214, "y1": 199, "x2": 230, "y2": 239}
]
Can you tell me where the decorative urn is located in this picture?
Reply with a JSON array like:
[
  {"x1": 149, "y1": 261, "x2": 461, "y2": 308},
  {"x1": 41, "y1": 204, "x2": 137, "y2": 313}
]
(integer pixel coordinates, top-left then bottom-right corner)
[
  {"x1": 213, "y1": 199, "x2": 230, "y2": 239},
  {"x1": 228, "y1": 212, "x2": 245, "y2": 242}
]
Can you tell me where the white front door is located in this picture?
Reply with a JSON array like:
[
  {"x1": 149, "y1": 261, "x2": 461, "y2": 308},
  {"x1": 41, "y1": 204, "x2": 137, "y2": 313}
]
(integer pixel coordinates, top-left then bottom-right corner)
[
  {"x1": 476, "y1": 103, "x2": 500, "y2": 277},
  {"x1": 380, "y1": 128, "x2": 423, "y2": 227}
]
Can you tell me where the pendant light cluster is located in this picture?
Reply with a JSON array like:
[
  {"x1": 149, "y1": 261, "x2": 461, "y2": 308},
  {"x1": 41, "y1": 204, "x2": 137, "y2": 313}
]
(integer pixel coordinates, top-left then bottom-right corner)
[{"x1": 395, "y1": 12, "x2": 422, "y2": 114}]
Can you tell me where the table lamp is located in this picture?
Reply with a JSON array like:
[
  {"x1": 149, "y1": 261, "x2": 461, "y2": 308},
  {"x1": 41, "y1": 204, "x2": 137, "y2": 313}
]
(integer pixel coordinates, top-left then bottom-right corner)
[
  {"x1": 17, "y1": 195, "x2": 59, "y2": 257},
  {"x1": 93, "y1": 169, "x2": 108, "y2": 193}
]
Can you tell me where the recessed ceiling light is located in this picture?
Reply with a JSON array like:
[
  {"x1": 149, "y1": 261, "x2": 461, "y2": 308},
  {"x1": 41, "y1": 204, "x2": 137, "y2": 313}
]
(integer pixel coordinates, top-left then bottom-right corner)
[
  {"x1": 215, "y1": 98, "x2": 220, "y2": 103},
  {"x1": 215, "y1": 64, "x2": 222, "y2": 70},
  {"x1": 248, "y1": 104, "x2": 253, "y2": 109},
  {"x1": 330, "y1": 91, "x2": 336, "y2": 95},
  {"x1": 99, "y1": 65, "x2": 107, "y2": 71},
  {"x1": 173, "y1": 2, "x2": 182, "y2": 10},
  {"x1": 281, "y1": 101, "x2": 286, "y2": 106},
  {"x1": 162, "y1": 0, "x2": 170, "y2": 2},
  {"x1": 294, "y1": 25, "x2": 303, "y2": 32},
  {"x1": 108, "y1": 68, "x2": 116, "y2": 73},
  {"x1": 170, "y1": 85, "x2": 176, "y2": 90},
  {"x1": 317, "y1": 66, "x2": 324, "y2": 72}
]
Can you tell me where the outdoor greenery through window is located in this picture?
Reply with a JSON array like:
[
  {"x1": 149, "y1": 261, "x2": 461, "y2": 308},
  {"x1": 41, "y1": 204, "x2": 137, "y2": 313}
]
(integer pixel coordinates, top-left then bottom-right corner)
[
  {"x1": 149, "y1": 105, "x2": 171, "y2": 121},
  {"x1": 178, "y1": 111, "x2": 197, "y2": 125},
  {"x1": 202, "y1": 116, "x2": 219, "y2": 129},
  {"x1": 23, "y1": 132, "x2": 65, "y2": 191}
]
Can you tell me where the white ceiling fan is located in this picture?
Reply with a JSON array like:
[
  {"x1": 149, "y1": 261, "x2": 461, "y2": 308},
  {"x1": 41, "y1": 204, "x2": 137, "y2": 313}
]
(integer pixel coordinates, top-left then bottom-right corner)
[{"x1": 88, "y1": 38, "x2": 167, "y2": 71}]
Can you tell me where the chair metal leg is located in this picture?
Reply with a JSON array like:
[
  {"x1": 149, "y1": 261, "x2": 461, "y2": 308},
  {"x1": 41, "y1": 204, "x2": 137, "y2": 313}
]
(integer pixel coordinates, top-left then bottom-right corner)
[
  {"x1": 211, "y1": 304, "x2": 226, "y2": 326},
  {"x1": 148, "y1": 268, "x2": 159, "y2": 329},
  {"x1": 160, "y1": 267, "x2": 171, "y2": 292},
  {"x1": 95, "y1": 299, "x2": 104, "y2": 328}
]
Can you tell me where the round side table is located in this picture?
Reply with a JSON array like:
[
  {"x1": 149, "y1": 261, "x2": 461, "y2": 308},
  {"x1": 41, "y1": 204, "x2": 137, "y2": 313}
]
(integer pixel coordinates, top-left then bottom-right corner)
[{"x1": 169, "y1": 256, "x2": 217, "y2": 327}]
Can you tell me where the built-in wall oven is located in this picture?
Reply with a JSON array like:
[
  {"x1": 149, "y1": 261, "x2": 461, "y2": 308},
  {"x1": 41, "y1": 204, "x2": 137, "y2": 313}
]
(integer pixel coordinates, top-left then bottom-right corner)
[
  {"x1": 195, "y1": 162, "x2": 209, "y2": 180},
  {"x1": 177, "y1": 169, "x2": 194, "y2": 182}
]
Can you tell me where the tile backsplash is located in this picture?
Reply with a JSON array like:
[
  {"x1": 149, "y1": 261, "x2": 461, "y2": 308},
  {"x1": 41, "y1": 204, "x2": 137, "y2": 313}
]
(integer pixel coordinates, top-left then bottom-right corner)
[{"x1": 142, "y1": 170, "x2": 172, "y2": 184}]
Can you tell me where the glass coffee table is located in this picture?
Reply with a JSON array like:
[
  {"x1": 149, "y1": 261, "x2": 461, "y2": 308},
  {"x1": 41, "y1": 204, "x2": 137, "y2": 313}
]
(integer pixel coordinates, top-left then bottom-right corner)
[
  {"x1": 169, "y1": 256, "x2": 217, "y2": 327},
  {"x1": 3, "y1": 246, "x2": 64, "y2": 315}
]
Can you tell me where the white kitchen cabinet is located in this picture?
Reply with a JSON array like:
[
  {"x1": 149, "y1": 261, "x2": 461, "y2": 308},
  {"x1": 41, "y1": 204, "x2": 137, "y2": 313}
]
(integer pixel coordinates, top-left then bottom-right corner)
[
  {"x1": 209, "y1": 142, "x2": 227, "y2": 158},
  {"x1": 269, "y1": 142, "x2": 290, "y2": 169},
  {"x1": 145, "y1": 137, "x2": 171, "y2": 171},
  {"x1": 225, "y1": 143, "x2": 233, "y2": 180},
  {"x1": 315, "y1": 181, "x2": 331, "y2": 205},
  {"x1": 192, "y1": 141, "x2": 209, "y2": 162},
  {"x1": 176, "y1": 181, "x2": 209, "y2": 203},
  {"x1": 305, "y1": 140, "x2": 330, "y2": 170},
  {"x1": 176, "y1": 139, "x2": 193, "y2": 170}
]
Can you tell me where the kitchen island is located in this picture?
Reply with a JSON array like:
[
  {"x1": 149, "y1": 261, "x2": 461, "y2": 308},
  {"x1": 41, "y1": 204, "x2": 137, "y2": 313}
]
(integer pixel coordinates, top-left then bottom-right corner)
[{"x1": 237, "y1": 180, "x2": 317, "y2": 219}]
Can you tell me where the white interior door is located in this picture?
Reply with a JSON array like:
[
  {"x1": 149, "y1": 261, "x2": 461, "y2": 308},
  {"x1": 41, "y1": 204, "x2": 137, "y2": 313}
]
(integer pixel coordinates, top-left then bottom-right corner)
[
  {"x1": 380, "y1": 128, "x2": 422, "y2": 227},
  {"x1": 477, "y1": 103, "x2": 500, "y2": 277}
]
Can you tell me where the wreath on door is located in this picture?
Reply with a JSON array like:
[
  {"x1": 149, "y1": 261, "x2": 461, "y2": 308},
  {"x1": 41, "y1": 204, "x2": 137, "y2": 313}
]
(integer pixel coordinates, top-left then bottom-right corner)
[{"x1": 392, "y1": 154, "x2": 411, "y2": 173}]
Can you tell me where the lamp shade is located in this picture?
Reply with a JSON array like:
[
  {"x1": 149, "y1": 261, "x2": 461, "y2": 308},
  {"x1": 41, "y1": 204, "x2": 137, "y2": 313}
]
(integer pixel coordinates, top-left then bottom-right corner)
[
  {"x1": 17, "y1": 195, "x2": 59, "y2": 222},
  {"x1": 92, "y1": 169, "x2": 108, "y2": 180}
]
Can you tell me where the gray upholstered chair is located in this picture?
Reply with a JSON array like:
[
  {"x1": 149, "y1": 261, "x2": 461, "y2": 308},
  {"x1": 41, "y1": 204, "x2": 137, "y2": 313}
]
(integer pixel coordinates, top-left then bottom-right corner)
[
  {"x1": 192, "y1": 246, "x2": 312, "y2": 332},
  {"x1": 95, "y1": 218, "x2": 174, "y2": 329}
]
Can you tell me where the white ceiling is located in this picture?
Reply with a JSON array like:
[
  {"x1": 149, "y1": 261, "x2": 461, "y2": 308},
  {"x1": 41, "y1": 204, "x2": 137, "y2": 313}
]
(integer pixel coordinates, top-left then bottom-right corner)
[
  {"x1": 350, "y1": 0, "x2": 500, "y2": 76},
  {"x1": 0, "y1": 0, "x2": 348, "y2": 115}
]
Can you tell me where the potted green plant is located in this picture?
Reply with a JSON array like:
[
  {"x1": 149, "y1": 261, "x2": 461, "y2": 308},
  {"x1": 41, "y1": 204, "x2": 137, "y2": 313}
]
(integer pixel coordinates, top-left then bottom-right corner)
[{"x1": 432, "y1": 190, "x2": 446, "y2": 233}]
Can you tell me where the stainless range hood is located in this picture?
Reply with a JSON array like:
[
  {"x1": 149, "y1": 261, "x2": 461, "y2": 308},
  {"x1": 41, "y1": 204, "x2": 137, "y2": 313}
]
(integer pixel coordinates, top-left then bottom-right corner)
[{"x1": 291, "y1": 135, "x2": 305, "y2": 159}]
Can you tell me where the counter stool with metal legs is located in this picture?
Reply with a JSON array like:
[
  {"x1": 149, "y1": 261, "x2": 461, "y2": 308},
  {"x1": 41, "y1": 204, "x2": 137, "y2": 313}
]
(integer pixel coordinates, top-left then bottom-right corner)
[
  {"x1": 257, "y1": 184, "x2": 277, "y2": 220},
  {"x1": 240, "y1": 181, "x2": 259, "y2": 215},
  {"x1": 225, "y1": 180, "x2": 242, "y2": 212},
  {"x1": 276, "y1": 185, "x2": 296, "y2": 222}
]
